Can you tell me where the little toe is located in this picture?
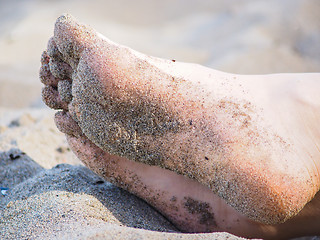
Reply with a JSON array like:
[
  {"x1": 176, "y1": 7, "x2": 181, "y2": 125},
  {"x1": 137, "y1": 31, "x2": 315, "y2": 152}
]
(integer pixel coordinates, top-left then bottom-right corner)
[
  {"x1": 54, "y1": 111, "x2": 83, "y2": 138},
  {"x1": 39, "y1": 51, "x2": 59, "y2": 87},
  {"x1": 53, "y1": 14, "x2": 97, "y2": 68},
  {"x1": 42, "y1": 85, "x2": 68, "y2": 110},
  {"x1": 58, "y1": 80, "x2": 73, "y2": 103}
]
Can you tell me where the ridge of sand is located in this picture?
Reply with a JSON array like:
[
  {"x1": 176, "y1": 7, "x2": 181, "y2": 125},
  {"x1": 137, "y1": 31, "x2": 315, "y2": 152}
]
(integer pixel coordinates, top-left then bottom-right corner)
[{"x1": 0, "y1": 141, "x2": 243, "y2": 239}]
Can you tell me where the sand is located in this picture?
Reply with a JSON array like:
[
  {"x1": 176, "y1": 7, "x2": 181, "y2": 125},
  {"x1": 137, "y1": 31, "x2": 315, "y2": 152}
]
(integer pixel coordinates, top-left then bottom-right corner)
[
  {"x1": 0, "y1": 110, "x2": 243, "y2": 239},
  {"x1": 0, "y1": 0, "x2": 320, "y2": 239}
]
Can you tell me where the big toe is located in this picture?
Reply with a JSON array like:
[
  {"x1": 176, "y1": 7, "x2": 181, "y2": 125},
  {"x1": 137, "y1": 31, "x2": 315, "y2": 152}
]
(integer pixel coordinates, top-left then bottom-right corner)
[
  {"x1": 42, "y1": 85, "x2": 68, "y2": 110},
  {"x1": 53, "y1": 14, "x2": 98, "y2": 68},
  {"x1": 54, "y1": 111, "x2": 83, "y2": 138}
]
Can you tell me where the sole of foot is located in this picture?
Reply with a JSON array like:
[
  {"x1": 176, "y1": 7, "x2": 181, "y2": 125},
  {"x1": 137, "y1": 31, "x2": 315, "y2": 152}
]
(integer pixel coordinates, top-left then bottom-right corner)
[
  {"x1": 40, "y1": 14, "x2": 320, "y2": 234},
  {"x1": 53, "y1": 110, "x2": 320, "y2": 239}
]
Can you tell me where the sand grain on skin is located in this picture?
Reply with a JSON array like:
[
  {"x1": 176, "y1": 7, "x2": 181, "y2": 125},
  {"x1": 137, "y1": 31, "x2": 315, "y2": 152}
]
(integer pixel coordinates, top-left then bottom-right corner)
[{"x1": 44, "y1": 14, "x2": 316, "y2": 225}]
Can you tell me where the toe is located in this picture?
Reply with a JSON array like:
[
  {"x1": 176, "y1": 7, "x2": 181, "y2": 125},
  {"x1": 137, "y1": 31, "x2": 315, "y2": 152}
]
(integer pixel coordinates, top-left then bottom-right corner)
[
  {"x1": 53, "y1": 14, "x2": 97, "y2": 68},
  {"x1": 39, "y1": 51, "x2": 59, "y2": 86},
  {"x1": 49, "y1": 58, "x2": 73, "y2": 80},
  {"x1": 54, "y1": 111, "x2": 83, "y2": 137},
  {"x1": 42, "y1": 85, "x2": 68, "y2": 110},
  {"x1": 58, "y1": 80, "x2": 73, "y2": 103},
  {"x1": 47, "y1": 37, "x2": 63, "y2": 61},
  {"x1": 47, "y1": 37, "x2": 73, "y2": 80},
  {"x1": 66, "y1": 134, "x2": 106, "y2": 171},
  {"x1": 41, "y1": 49, "x2": 50, "y2": 65}
]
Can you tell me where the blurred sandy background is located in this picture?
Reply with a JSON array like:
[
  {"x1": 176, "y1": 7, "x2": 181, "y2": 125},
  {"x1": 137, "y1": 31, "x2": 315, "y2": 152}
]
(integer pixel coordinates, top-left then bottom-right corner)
[{"x1": 0, "y1": 0, "x2": 319, "y2": 109}]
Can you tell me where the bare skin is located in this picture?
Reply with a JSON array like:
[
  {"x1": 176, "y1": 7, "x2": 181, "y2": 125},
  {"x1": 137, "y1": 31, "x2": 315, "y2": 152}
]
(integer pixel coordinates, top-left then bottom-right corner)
[{"x1": 40, "y1": 14, "x2": 320, "y2": 239}]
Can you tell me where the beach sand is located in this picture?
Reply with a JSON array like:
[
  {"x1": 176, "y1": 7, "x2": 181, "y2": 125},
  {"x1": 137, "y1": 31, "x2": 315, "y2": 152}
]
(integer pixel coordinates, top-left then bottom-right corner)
[
  {"x1": 0, "y1": 0, "x2": 319, "y2": 239},
  {"x1": 0, "y1": 108, "x2": 243, "y2": 239}
]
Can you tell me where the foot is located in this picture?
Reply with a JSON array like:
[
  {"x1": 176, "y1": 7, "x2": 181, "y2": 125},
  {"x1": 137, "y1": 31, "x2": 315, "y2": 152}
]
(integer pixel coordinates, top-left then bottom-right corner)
[
  {"x1": 54, "y1": 113, "x2": 320, "y2": 239},
  {"x1": 40, "y1": 14, "x2": 320, "y2": 237}
]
